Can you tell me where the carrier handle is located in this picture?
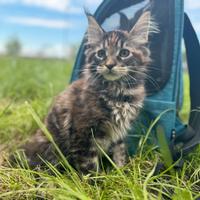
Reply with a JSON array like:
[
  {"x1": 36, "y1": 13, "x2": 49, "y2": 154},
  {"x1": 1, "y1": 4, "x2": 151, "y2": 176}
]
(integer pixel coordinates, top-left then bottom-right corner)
[{"x1": 180, "y1": 13, "x2": 200, "y2": 153}]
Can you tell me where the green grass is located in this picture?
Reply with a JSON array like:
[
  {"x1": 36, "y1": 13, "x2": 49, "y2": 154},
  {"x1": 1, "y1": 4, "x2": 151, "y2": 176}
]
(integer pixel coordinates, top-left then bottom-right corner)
[
  {"x1": 180, "y1": 72, "x2": 191, "y2": 122},
  {"x1": 0, "y1": 56, "x2": 199, "y2": 200},
  {"x1": 0, "y1": 56, "x2": 72, "y2": 144}
]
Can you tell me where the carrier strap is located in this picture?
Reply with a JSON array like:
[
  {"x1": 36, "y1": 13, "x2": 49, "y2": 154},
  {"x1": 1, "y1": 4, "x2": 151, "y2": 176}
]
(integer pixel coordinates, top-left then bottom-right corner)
[{"x1": 180, "y1": 13, "x2": 200, "y2": 153}]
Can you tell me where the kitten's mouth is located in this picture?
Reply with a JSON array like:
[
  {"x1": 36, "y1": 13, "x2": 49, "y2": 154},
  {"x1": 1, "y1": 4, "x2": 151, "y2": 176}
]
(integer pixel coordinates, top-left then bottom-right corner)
[
  {"x1": 97, "y1": 66, "x2": 125, "y2": 81},
  {"x1": 102, "y1": 71, "x2": 122, "y2": 81}
]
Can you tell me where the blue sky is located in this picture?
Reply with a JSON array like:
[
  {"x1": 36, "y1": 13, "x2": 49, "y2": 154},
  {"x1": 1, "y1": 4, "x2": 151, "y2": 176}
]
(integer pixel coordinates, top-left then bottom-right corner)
[{"x1": 0, "y1": 0, "x2": 199, "y2": 58}]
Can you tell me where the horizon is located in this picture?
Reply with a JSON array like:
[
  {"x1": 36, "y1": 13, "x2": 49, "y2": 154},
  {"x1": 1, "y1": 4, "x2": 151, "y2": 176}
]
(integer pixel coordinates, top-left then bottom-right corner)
[{"x1": 0, "y1": 0, "x2": 199, "y2": 58}]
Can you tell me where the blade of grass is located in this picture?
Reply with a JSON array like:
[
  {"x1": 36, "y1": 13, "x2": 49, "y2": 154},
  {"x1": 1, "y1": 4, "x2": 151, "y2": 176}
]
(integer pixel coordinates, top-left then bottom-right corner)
[
  {"x1": 156, "y1": 125, "x2": 175, "y2": 175},
  {"x1": 139, "y1": 109, "x2": 173, "y2": 158},
  {"x1": 25, "y1": 102, "x2": 83, "y2": 188}
]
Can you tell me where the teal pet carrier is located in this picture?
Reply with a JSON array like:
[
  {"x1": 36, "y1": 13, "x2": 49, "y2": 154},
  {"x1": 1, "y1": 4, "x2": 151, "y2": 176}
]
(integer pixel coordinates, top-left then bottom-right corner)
[{"x1": 71, "y1": 0, "x2": 200, "y2": 161}]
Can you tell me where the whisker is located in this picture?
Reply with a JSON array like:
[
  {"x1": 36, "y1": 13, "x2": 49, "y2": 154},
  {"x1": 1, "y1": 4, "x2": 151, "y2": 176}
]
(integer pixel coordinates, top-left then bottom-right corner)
[
  {"x1": 124, "y1": 76, "x2": 131, "y2": 89},
  {"x1": 126, "y1": 73, "x2": 137, "y2": 82},
  {"x1": 141, "y1": 65, "x2": 162, "y2": 71},
  {"x1": 73, "y1": 64, "x2": 99, "y2": 72},
  {"x1": 127, "y1": 69, "x2": 160, "y2": 90},
  {"x1": 89, "y1": 73, "x2": 101, "y2": 85}
]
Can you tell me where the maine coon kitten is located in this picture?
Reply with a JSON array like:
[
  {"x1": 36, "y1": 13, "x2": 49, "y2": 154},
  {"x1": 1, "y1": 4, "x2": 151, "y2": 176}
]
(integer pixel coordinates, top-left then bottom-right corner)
[{"x1": 12, "y1": 11, "x2": 157, "y2": 174}]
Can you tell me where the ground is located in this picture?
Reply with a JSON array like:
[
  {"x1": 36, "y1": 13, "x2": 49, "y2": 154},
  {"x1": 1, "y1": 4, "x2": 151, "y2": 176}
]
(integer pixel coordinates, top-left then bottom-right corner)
[{"x1": 0, "y1": 56, "x2": 199, "y2": 200}]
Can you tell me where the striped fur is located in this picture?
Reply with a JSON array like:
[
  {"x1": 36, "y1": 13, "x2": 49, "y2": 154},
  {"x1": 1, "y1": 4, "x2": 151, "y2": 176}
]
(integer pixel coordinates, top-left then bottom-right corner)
[{"x1": 11, "y1": 12, "x2": 156, "y2": 174}]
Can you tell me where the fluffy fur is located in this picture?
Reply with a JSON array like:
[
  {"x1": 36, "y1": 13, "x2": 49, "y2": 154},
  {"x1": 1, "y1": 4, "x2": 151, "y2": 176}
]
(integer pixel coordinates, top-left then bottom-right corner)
[{"x1": 11, "y1": 11, "x2": 157, "y2": 174}]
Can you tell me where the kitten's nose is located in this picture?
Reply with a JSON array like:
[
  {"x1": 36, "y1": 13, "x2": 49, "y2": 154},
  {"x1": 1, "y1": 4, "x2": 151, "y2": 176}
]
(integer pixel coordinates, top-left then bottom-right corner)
[{"x1": 106, "y1": 63, "x2": 115, "y2": 70}]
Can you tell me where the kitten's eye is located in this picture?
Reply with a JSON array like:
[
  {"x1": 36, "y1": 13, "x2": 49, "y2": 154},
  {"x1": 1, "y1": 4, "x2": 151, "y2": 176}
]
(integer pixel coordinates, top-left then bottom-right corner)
[
  {"x1": 119, "y1": 49, "x2": 130, "y2": 58},
  {"x1": 96, "y1": 49, "x2": 106, "y2": 60}
]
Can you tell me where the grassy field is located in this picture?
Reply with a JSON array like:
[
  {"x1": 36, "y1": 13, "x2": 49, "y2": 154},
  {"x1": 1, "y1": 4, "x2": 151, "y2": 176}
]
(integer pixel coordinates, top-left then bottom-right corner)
[{"x1": 0, "y1": 56, "x2": 199, "y2": 200}]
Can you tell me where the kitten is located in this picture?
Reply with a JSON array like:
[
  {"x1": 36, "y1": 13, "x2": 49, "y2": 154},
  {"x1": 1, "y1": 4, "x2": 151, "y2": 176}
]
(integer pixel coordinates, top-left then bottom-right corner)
[{"x1": 11, "y1": 11, "x2": 157, "y2": 174}]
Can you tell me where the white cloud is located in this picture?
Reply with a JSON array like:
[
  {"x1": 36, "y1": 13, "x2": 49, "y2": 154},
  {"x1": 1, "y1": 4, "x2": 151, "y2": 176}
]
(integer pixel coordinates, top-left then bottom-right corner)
[
  {"x1": 185, "y1": 0, "x2": 200, "y2": 9},
  {"x1": 7, "y1": 16, "x2": 72, "y2": 29},
  {"x1": 23, "y1": 0, "x2": 69, "y2": 12},
  {"x1": 0, "y1": 0, "x2": 82, "y2": 14}
]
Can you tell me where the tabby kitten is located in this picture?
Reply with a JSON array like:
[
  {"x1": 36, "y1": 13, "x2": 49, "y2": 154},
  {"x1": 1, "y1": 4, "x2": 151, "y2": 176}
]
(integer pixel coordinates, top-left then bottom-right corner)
[{"x1": 14, "y1": 11, "x2": 157, "y2": 174}]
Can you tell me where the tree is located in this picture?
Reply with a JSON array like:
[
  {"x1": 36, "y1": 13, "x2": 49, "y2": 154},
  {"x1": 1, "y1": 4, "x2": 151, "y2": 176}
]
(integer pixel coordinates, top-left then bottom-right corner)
[{"x1": 5, "y1": 37, "x2": 22, "y2": 57}]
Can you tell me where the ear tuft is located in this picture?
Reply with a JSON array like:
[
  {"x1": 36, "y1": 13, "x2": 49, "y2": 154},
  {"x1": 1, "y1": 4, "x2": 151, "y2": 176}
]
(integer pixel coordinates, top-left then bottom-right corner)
[
  {"x1": 128, "y1": 11, "x2": 159, "y2": 44},
  {"x1": 85, "y1": 11, "x2": 104, "y2": 45}
]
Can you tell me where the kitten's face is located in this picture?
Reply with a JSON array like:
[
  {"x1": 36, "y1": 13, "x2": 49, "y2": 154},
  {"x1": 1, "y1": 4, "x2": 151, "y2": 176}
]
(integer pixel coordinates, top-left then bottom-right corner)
[
  {"x1": 85, "y1": 12, "x2": 157, "y2": 84},
  {"x1": 89, "y1": 31, "x2": 142, "y2": 81}
]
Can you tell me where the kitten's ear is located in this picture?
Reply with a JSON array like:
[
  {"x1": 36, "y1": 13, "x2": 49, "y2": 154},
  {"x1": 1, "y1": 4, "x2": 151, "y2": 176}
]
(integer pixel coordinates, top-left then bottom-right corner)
[
  {"x1": 85, "y1": 12, "x2": 104, "y2": 44},
  {"x1": 128, "y1": 11, "x2": 158, "y2": 44}
]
